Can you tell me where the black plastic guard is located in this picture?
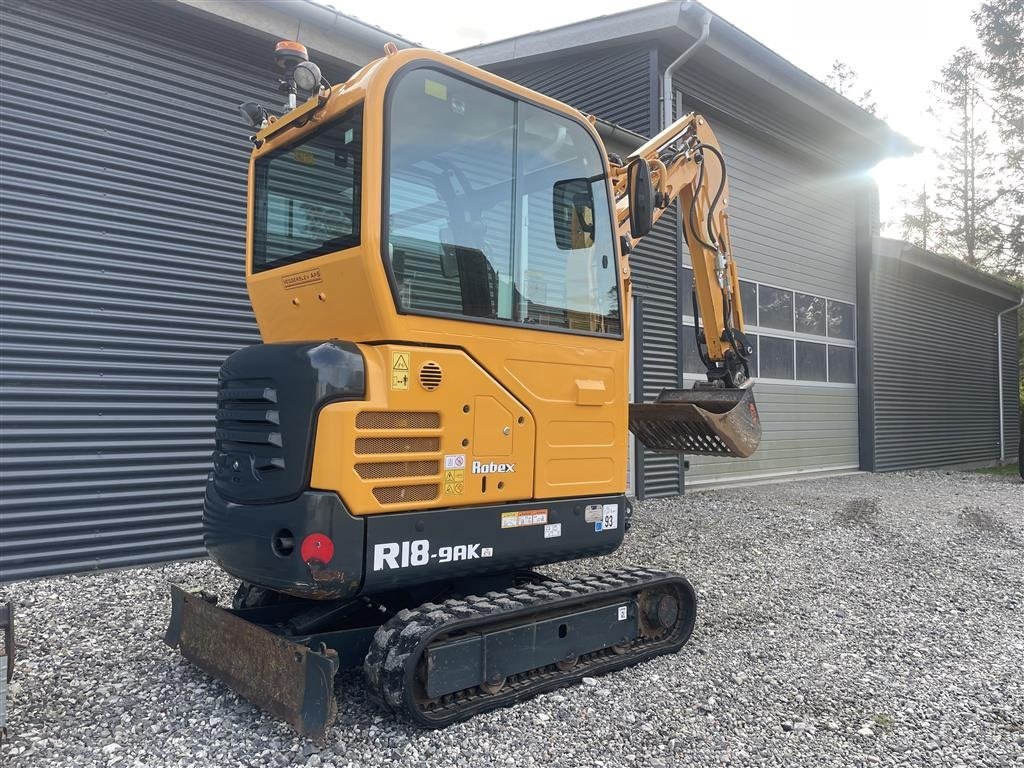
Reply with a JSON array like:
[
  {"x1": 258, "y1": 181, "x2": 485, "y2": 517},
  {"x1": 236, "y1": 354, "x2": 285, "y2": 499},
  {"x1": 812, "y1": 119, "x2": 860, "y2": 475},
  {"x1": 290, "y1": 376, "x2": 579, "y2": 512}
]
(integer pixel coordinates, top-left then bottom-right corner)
[{"x1": 165, "y1": 586, "x2": 339, "y2": 742}]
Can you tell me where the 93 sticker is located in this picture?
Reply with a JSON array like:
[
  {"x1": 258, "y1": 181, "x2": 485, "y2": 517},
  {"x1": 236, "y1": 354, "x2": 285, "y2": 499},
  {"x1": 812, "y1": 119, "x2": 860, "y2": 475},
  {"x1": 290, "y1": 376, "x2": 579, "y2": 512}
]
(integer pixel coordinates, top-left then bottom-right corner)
[{"x1": 594, "y1": 503, "x2": 619, "y2": 532}]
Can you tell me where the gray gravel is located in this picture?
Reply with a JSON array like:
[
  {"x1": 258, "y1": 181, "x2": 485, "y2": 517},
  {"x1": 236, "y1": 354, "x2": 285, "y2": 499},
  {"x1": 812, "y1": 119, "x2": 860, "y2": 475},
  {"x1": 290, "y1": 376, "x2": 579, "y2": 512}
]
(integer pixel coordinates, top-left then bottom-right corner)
[{"x1": 1, "y1": 469, "x2": 1022, "y2": 767}]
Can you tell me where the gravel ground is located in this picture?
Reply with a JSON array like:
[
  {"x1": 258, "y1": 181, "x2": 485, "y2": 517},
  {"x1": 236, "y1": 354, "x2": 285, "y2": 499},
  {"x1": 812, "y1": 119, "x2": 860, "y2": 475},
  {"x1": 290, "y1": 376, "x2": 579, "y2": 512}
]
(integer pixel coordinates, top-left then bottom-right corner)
[{"x1": 1, "y1": 469, "x2": 1021, "y2": 768}]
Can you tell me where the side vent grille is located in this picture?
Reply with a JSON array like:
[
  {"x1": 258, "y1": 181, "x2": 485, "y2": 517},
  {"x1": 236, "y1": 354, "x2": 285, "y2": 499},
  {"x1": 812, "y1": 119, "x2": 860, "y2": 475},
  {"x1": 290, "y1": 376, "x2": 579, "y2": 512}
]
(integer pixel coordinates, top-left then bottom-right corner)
[
  {"x1": 355, "y1": 410, "x2": 442, "y2": 504},
  {"x1": 355, "y1": 460, "x2": 439, "y2": 480},
  {"x1": 355, "y1": 437, "x2": 440, "y2": 455},
  {"x1": 373, "y1": 484, "x2": 439, "y2": 505},
  {"x1": 419, "y1": 361, "x2": 443, "y2": 391},
  {"x1": 355, "y1": 411, "x2": 440, "y2": 430}
]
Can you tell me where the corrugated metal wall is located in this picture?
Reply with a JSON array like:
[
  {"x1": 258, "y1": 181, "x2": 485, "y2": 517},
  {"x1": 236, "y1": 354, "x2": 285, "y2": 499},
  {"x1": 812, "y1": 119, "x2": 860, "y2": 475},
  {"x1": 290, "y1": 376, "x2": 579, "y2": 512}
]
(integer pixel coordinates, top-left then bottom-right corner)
[
  {"x1": 631, "y1": 207, "x2": 684, "y2": 497},
  {"x1": 670, "y1": 55, "x2": 856, "y2": 168},
  {"x1": 1003, "y1": 311, "x2": 1021, "y2": 460},
  {"x1": 0, "y1": 0, "x2": 349, "y2": 581},
  {"x1": 496, "y1": 46, "x2": 654, "y2": 135},
  {"x1": 870, "y1": 260, "x2": 1020, "y2": 470}
]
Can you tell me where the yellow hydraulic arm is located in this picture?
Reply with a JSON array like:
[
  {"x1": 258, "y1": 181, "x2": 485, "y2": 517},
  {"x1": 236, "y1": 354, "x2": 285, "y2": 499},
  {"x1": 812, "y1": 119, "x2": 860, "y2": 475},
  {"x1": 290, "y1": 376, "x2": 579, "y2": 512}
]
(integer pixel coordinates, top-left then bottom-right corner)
[{"x1": 611, "y1": 113, "x2": 752, "y2": 388}]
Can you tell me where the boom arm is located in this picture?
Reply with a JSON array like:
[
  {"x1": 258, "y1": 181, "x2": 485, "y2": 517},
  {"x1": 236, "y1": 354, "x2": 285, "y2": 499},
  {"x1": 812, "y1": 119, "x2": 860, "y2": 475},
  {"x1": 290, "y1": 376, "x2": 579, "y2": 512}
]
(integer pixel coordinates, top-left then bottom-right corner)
[{"x1": 611, "y1": 113, "x2": 753, "y2": 388}]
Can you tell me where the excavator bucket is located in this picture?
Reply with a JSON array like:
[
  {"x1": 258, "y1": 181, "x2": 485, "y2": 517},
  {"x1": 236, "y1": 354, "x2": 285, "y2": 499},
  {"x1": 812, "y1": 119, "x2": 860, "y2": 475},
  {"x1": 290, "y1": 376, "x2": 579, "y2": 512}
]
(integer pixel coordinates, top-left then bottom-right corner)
[
  {"x1": 165, "y1": 586, "x2": 339, "y2": 742},
  {"x1": 629, "y1": 386, "x2": 761, "y2": 458}
]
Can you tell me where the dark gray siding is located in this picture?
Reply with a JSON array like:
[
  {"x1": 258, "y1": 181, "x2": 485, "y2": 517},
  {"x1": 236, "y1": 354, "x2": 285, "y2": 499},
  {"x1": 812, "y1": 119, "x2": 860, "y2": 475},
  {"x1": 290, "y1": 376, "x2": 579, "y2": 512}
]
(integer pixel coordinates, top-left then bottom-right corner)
[
  {"x1": 492, "y1": 46, "x2": 655, "y2": 135},
  {"x1": 670, "y1": 55, "x2": 859, "y2": 168},
  {"x1": 631, "y1": 206, "x2": 683, "y2": 497},
  {"x1": 0, "y1": 0, "x2": 349, "y2": 581},
  {"x1": 1003, "y1": 311, "x2": 1021, "y2": 461},
  {"x1": 870, "y1": 260, "x2": 1018, "y2": 470}
]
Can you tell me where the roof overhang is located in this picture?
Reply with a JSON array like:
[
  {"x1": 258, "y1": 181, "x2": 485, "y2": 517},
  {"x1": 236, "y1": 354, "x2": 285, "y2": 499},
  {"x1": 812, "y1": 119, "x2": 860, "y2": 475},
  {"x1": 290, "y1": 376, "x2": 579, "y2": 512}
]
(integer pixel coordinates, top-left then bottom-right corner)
[
  {"x1": 453, "y1": 1, "x2": 917, "y2": 165},
  {"x1": 173, "y1": 0, "x2": 416, "y2": 71},
  {"x1": 873, "y1": 237, "x2": 1023, "y2": 304}
]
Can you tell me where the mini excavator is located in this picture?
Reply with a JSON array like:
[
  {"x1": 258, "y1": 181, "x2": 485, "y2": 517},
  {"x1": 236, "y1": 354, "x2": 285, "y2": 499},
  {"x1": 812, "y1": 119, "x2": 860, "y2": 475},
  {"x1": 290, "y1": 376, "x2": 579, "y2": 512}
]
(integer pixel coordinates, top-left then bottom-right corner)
[{"x1": 165, "y1": 42, "x2": 760, "y2": 739}]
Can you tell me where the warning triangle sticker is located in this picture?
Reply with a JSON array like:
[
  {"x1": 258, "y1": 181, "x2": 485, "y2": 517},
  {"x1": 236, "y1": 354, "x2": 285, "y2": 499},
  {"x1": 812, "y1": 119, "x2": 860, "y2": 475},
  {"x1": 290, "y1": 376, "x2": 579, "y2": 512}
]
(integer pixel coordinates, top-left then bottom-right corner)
[{"x1": 392, "y1": 353, "x2": 409, "y2": 371}]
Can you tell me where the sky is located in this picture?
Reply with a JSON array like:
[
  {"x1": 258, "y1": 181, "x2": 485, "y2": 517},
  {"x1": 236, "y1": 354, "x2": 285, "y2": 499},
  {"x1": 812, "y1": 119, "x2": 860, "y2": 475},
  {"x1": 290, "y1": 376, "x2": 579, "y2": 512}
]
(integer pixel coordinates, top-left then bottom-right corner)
[{"x1": 331, "y1": 0, "x2": 983, "y2": 233}]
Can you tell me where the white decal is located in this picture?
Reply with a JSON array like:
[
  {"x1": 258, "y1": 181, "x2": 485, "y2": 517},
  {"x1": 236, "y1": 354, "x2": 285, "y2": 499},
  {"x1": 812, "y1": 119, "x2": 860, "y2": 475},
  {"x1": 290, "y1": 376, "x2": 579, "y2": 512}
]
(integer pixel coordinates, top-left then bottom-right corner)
[
  {"x1": 617, "y1": 605, "x2": 628, "y2": 621},
  {"x1": 372, "y1": 539, "x2": 486, "y2": 570},
  {"x1": 472, "y1": 461, "x2": 516, "y2": 474},
  {"x1": 584, "y1": 504, "x2": 603, "y2": 523},
  {"x1": 444, "y1": 454, "x2": 466, "y2": 470},
  {"x1": 602, "y1": 503, "x2": 619, "y2": 531},
  {"x1": 501, "y1": 509, "x2": 548, "y2": 528},
  {"x1": 544, "y1": 523, "x2": 562, "y2": 539},
  {"x1": 373, "y1": 542, "x2": 399, "y2": 570}
]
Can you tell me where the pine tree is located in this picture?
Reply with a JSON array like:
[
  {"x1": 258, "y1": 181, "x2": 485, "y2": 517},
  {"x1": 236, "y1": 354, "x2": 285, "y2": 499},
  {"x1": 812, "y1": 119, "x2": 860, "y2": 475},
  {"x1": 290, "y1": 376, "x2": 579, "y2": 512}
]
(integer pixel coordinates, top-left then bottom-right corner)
[
  {"x1": 824, "y1": 60, "x2": 878, "y2": 115},
  {"x1": 930, "y1": 48, "x2": 1001, "y2": 269},
  {"x1": 900, "y1": 185, "x2": 936, "y2": 251},
  {"x1": 973, "y1": 0, "x2": 1023, "y2": 280}
]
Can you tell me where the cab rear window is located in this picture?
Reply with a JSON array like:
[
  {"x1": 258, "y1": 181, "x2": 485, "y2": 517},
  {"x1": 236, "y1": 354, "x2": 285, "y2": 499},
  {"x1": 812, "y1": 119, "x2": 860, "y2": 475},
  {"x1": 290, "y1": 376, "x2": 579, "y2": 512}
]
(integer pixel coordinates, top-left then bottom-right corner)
[{"x1": 252, "y1": 106, "x2": 362, "y2": 273}]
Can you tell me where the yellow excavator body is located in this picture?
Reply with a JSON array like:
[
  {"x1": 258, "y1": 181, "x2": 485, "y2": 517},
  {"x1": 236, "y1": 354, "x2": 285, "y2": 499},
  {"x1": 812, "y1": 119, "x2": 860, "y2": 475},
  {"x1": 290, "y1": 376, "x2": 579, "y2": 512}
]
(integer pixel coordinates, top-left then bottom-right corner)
[{"x1": 165, "y1": 44, "x2": 761, "y2": 737}]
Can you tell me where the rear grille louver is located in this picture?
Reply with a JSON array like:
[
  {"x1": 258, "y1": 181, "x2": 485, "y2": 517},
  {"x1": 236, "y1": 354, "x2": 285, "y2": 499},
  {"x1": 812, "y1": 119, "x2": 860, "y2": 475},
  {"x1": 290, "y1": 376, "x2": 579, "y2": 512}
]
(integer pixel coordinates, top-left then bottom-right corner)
[
  {"x1": 215, "y1": 379, "x2": 286, "y2": 474},
  {"x1": 355, "y1": 411, "x2": 441, "y2": 504}
]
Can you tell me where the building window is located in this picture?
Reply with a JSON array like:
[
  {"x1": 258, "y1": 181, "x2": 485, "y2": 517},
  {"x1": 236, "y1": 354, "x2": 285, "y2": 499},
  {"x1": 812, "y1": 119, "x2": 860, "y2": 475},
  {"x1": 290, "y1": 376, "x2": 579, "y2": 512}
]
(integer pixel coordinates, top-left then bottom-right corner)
[
  {"x1": 740, "y1": 280, "x2": 757, "y2": 326},
  {"x1": 758, "y1": 285, "x2": 794, "y2": 331},
  {"x1": 759, "y1": 335, "x2": 795, "y2": 379},
  {"x1": 828, "y1": 345, "x2": 856, "y2": 383},
  {"x1": 796, "y1": 340, "x2": 827, "y2": 382},
  {"x1": 680, "y1": 267, "x2": 856, "y2": 386},
  {"x1": 796, "y1": 293, "x2": 826, "y2": 335},
  {"x1": 827, "y1": 299, "x2": 855, "y2": 340}
]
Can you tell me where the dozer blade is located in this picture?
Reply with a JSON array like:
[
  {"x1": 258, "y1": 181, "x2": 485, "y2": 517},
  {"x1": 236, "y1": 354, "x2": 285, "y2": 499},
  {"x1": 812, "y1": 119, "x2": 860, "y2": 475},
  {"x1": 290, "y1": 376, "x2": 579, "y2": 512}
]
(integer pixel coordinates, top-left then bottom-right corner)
[
  {"x1": 629, "y1": 386, "x2": 761, "y2": 458},
  {"x1": 165, "y1": 585, "x2": 339, "y2": 742}
]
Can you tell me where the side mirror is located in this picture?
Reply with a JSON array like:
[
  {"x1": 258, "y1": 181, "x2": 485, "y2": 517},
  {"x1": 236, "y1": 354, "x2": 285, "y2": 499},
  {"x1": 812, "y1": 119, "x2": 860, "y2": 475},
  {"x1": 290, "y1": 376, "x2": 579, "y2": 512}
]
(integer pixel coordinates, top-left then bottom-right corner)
[
  {"x1": 552, "y1": 178, "x2": 596, "y2": 250},
  {"x1": 627, "y1": 158, "x2": 654, "y2": 239}
]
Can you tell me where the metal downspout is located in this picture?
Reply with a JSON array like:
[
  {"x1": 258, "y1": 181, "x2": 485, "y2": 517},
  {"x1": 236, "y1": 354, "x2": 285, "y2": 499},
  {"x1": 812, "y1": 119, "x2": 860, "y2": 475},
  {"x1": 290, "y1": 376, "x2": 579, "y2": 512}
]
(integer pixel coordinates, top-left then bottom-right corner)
[
  {"x1": 663, "y1": 4, "x2": 713, "y2": 129},
  {"x1": 997, "y1": 298, "x2": 1024, "y2": 461}
]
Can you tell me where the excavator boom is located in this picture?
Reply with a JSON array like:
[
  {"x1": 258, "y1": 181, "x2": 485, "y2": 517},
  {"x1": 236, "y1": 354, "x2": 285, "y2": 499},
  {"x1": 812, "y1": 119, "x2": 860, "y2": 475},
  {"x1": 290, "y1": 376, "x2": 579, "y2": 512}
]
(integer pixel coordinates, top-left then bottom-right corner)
[{"x1": 613, "y1": 113, "x2": 761, "y2": 457}]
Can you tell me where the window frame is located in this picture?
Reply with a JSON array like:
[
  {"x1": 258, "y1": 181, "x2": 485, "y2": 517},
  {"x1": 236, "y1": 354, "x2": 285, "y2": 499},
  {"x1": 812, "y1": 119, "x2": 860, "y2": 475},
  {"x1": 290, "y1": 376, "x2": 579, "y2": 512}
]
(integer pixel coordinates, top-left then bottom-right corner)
[
  {"x1": 379, "y1": 62, "x2": 623, "y2": 340},
  {"x1": 251, "y1": 105, "x2": 364, "y2": 274},
  {"x1": 680, "y1": 267, "x2": 857, "y2": 387}
]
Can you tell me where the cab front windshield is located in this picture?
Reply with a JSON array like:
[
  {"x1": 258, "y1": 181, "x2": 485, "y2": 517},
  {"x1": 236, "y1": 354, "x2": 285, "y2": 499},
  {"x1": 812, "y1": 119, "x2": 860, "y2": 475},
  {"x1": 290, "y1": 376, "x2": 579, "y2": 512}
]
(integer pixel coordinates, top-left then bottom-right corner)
[{"x1": 385, "y1": 68, "x2": 620, "y2": 335}]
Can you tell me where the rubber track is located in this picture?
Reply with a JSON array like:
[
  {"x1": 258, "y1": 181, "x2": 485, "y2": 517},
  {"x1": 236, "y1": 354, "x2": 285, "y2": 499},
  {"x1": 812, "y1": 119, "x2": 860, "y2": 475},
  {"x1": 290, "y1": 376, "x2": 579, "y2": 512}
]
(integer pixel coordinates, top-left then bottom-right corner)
[{"x1": 362, "y1": 567, "x2": 696, "y2": 727}]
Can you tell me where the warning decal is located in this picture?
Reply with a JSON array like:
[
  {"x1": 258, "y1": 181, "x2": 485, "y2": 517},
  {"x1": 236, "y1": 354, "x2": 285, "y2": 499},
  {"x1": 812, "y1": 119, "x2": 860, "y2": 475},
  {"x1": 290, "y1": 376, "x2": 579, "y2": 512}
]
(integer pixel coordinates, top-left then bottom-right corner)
[
  {"x1": 501, "y1": 509, "x2": 549, "y2": 529},
  {"x1": 391, "y1": 351, "x2": 410, "y2": 390},
  {"x1": 443, "y1": 456, "x2": 465, "y2": 495},
  {"x1": 444, "y1": 480, "x2": 465, "y2": 496}
]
